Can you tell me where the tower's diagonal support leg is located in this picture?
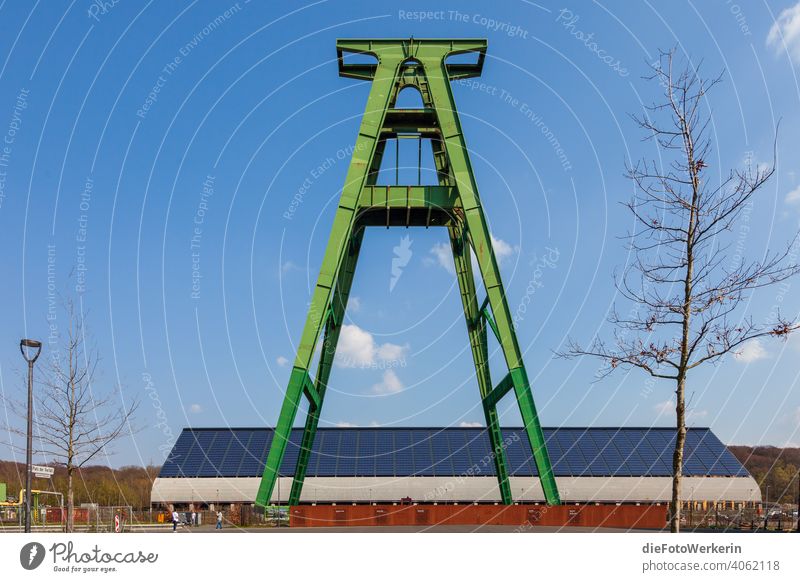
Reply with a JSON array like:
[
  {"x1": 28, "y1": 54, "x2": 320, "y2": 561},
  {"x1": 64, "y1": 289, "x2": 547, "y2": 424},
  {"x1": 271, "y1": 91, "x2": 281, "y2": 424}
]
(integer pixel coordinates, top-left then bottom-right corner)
[
  {"x1": 255, "y1": 59, "x2": 403, "y2": 508},
  {"x1": 448, "y1": 223, "x2": 513, "y2": 504},
  {"x1": 287, "y1": 229, "x2": 364, "y2": 504},
  {"x1": 426, "y1": 58, "x2": 561, "y2": 505}
]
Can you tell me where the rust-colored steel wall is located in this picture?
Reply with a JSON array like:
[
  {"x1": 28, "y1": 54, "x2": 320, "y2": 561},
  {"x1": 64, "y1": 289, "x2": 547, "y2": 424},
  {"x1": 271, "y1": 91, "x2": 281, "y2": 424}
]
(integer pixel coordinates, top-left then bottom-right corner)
[{"x1": 289, "y1": 503, "x2": 667, "y2": 530}]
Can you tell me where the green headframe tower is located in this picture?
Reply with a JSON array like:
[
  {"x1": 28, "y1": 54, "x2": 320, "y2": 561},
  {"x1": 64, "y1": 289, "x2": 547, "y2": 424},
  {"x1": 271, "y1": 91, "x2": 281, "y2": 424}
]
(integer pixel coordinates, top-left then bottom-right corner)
[{"x1": 256, "y1": 39, "x2": 560, "y2": 507}]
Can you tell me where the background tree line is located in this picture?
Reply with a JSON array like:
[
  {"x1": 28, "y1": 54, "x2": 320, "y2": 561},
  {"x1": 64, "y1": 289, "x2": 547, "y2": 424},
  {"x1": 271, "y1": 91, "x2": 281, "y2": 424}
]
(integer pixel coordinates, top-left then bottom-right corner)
[
  {"x1": 0, "y1": 461, "x2": 159, "y2": 510},
  {"x1": 729, "y1": 446, "x2": 800, "y2": 505}
]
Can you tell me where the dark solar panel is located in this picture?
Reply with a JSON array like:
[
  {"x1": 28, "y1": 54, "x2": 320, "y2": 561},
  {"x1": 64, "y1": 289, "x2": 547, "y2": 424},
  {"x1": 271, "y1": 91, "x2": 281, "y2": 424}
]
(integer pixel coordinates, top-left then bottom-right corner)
[
  {"x1": 446, "y1": 430, "x2": 473, "y2": 475},
  {"x1": 218, "y1": 431, "x2": 247, "y2": 476},
  {"x1": 374, "y1": 430, "x2": 395, "y2": 476},
  {"x1": 393, "y1": 431, "x2": 414, "y2": 476},
  {"x1": 411, "y1": 429, "x2": 435, "y2": 476},
  {"x1": 316, "y1": 430, "x2": 337, "y2": 476},
  {"x1": 335, "y1": 430, "x2": 357, "y2": 476},
  {"x1": 504, "y1": 429, "x2": 535, "y2": 476},
  {"x1": 355, "y1": 430, "x2": 376, "y2": 477},
  {"x1": 158, "y1": 427, "x2": 752, "y2": 480},
  {"x1": 573, "y1": 430, "x2": 608, "y2": 476},
  {"x1": 429, "y1": 431, "x2": 454, "y2": 477},
  {"x1": 305, "y1": 429, "x2": 324, "y2": 477}
]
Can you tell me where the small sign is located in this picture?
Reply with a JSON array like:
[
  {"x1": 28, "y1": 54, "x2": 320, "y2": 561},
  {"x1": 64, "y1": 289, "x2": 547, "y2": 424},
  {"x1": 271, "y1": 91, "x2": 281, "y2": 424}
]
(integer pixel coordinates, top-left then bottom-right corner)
[{"x1": 31, "y1": 465, "x2": 54, "y2": 478}]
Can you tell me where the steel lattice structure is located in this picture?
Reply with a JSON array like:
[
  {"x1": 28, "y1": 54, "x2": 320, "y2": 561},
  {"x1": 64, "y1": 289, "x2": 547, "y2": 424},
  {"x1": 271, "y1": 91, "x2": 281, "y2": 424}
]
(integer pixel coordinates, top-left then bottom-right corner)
[{"x1": 256, "y1": 39, "x2": 560, "y2": 507}]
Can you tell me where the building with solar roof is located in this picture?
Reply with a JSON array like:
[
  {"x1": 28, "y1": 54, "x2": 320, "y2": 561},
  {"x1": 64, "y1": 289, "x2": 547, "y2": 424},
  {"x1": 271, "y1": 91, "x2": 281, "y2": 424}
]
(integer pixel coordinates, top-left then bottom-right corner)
[{"x1": 151, "y1": 426, "x2": 760, "y2": 510}]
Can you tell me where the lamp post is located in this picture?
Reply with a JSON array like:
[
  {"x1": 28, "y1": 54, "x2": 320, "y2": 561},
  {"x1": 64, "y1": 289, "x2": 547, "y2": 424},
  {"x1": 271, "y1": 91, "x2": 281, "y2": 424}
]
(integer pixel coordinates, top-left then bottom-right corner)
[
  {"x1": 764, "y1": 485, "x2": 770, "y2": 530},
  {"x1": 20, "y1": 339, "x2": 41, "y2": 534}
]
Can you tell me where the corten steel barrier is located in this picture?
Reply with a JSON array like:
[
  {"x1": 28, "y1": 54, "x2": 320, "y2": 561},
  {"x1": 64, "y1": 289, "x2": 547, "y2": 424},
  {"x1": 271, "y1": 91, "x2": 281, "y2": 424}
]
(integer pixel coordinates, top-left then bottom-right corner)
[{"x1": 289, "y1": 503, "x2": 668, "y2": 530}]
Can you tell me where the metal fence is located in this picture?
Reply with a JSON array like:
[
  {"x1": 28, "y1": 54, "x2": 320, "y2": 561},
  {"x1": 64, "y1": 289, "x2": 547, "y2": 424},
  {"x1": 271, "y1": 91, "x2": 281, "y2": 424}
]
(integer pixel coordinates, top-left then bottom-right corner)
[{"x1": 682, "y1": 507, "x2": 799, "y2": 532}]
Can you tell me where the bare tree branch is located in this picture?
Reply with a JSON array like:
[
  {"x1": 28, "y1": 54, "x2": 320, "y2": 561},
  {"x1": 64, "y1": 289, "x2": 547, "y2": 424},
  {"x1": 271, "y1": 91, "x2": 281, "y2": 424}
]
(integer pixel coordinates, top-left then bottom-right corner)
[
  {"x1": 557, "y1": 48, "x2": 800, "y2": 532},
  {"x1": 1, "y1": 297, "x2": 138, "y2": 532}
]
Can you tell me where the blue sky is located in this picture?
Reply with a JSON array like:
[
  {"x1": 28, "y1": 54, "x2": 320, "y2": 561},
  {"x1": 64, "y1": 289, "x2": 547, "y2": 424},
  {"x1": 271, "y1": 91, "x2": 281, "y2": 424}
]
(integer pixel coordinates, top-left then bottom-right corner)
[{"x1": 0, "y1": 0, "x2": 799, "y2": 468}]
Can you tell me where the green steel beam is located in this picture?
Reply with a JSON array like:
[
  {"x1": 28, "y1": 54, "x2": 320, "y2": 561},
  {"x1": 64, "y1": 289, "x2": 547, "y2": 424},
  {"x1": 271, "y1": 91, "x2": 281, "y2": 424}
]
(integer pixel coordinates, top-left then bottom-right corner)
[
  {"x1": 254, "y1": 50, "x2": 405, "y2": 509},
  {"x1": 287, "y1": 229, "x2": 365, "y2": 505},
  {"x1": 483, "y1": 372, "x2": 515, "y2": 410},
  {"x1": 447, "y1": 221, "x2": 513, "y2": 504},
  {"x1": 358, "y1": 185, "x2": 457, "y2": 210},
  {"x1": 509, "y1": 366, "x2": 559, "y2": 502},
  {"x1": 337, "y1": 38, "x2": 487, "y2": 80},
  {"x1": 481, "y1": 304, "x2": 501, "y2": 345},
  {"x1": 302, "y1": 374, "x2": 320, "y2": 410},
  {"x1": 257, "y1": 39, "x2": 560, "y2": 509},
  {"x1": 420, "y1": 42, "x2": 560, "y2": 505}
]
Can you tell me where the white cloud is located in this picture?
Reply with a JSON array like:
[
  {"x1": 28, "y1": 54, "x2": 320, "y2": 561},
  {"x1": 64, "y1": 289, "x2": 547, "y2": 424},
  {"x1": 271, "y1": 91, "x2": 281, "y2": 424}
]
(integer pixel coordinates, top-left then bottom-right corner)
[
  {"x1": 349, "y1": 296, "x2": 361, "y2": 312},
  {"x1": 338, "y1": 324, "x2": 376, "y2": 366},
  {"x1": 786, "y1": 185, "x2": 800, "y2": 205},
  {"x1": 734, "y1": 339, "x2": 768, "y2": 363},
  {"x1": 654, "y1": 400, "x2": 674, "y2": 415},
  {"x1": 459, "y1": 421, "x2": 483, "y2": 428},
  {"x1": 375, "y1": 342, "x2": 407, "y2": 361},
  {"x1": 490, "y1": 234, "x2": 515, "y2": 262},
  {"x1": 336, "y1": 324, "x2": 408, "y2": 368},
  {"x1": 189, "y1": 403, "x2": 202, "y2": 414},
  {"x1": 767, "y1": 2, "x2": 800, "y2": 63},
  {"x1": 281, "y1": 260, "x2": 301, "y2": 274},
  {"x1": 336, "y1": 421, "x2": 358, "y2": 428},
  {"x1": 429, "y1": 242, "x2": 455, "y2": 274},
  {"x1": 428, "y1": 234, "x2": 516, "y2": 275},
  {"x1": 371, "y1": 369, "x2": 404, "y2": 394},
  {"x1": 276, "y1": 356, "x2": 289, "y2": 367},
  {"x1": 687, "y1": 409, "x2": 708, "y2": 422},
  {"x1": 654, "y1": 400, "x2": 706, "y2": 422},
  {"x1": 368, "y1": 420, "x2": 381, "y2": 427}
]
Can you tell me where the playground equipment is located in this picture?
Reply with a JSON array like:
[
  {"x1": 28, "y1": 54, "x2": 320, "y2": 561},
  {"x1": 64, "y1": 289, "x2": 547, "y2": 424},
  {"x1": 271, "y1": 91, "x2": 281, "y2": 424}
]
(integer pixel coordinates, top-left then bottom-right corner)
[
  {"x1": 256, "y1": 39, "x2": 560, "y2": 508},
  {"x1": 0, "y1": 488, "x2": 63, "y2": 527}
]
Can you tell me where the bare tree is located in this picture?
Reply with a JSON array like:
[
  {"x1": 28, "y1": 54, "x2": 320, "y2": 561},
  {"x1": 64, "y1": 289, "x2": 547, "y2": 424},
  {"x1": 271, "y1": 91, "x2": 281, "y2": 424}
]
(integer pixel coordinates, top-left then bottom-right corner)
[
  {"x1": 4, "y1": 300, "x2": 138, "y2": 532},
  {"x1": 560, "y1": 49, "x2": 800, "y2": 533}
]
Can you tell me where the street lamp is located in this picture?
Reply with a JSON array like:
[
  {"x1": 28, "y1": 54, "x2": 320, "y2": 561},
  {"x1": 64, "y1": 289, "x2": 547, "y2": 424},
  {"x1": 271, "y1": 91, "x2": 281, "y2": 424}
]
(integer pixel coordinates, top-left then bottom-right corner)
[{"x1": 20, "y1": 339, "x2": 41, "y2": 534}]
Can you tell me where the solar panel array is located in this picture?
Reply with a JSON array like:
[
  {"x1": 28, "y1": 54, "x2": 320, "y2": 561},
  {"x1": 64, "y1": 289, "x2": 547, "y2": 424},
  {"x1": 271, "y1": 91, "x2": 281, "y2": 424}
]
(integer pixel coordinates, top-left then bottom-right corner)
[{"x1": 158, "y1": 427, "x2": 749, "y2": 479}]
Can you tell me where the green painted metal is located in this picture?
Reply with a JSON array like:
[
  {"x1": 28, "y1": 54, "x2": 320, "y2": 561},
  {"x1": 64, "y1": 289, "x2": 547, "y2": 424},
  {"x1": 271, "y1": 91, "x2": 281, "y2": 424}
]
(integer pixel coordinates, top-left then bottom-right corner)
[
  {"x1": 256, "y1": 39, "x2": 560, "y2": 508},
  {"x1": 484, "y1": 372, "x2": 515, "y2": 409}
]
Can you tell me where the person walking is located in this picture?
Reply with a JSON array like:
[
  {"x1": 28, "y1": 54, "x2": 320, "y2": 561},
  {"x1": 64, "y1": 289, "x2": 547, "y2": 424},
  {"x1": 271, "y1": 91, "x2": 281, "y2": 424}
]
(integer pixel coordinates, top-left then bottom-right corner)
[
  {"x1": 191, "y1": 511, "x2": 197, "y2": 527},
  {"x1": 172, "y1": 510, "x2": 180, "y2": 532},
  {"x1": 216, "y1": 511, "x2": 223, "y2": 530}
]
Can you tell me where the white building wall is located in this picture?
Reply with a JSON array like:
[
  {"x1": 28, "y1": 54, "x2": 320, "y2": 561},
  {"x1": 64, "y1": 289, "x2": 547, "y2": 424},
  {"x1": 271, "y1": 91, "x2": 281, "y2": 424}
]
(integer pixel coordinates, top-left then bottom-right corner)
[{"x1": 151, "y1": 475, "x2": 761, "y2": 505}]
